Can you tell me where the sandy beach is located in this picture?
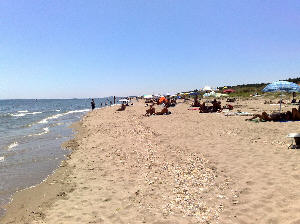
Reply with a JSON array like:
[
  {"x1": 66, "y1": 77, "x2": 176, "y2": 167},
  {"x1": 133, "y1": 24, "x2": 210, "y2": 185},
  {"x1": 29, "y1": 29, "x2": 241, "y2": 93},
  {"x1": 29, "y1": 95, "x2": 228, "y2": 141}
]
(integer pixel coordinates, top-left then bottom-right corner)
[{"x1": 1, "y1": 98, "x2": 300, "y2": 224}]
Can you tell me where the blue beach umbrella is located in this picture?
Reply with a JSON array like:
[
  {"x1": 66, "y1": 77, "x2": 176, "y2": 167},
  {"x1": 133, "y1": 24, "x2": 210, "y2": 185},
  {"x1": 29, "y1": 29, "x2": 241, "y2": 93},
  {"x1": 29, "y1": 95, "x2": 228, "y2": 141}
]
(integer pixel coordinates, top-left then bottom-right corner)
[{"x1": 262, "y1": 81, "x2": 300, "y2": 113}]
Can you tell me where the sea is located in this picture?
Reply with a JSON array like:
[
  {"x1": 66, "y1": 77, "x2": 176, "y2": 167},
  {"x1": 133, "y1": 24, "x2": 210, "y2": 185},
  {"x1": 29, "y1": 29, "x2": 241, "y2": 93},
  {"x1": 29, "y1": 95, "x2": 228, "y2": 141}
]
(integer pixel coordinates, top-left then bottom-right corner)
[{"x1": 0, "y1": 98, "x2": 117, "y2": 216}]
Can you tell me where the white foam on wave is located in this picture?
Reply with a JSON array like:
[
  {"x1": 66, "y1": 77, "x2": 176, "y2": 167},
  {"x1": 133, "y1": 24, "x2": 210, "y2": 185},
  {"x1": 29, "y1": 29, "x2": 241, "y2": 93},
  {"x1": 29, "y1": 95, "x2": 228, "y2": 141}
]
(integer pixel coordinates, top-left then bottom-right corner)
[
  {"x1": 0, "y1": 156, "x2": 4, "y2": 162},
  {"x1": 30, "y1": 112, "x2": 42, "y2": 115},
  {"x1": 35, "y1": 127, "x2": 49, "y2": 136},
  {"x1": 18, "y1": 110, "x2": 28, "y2": 113},
  {"x1": 11, "y1": 113, "x2": 27, "y2": 117},
  {"x1": 38, "y1": 109, "x2": 89, "y2": 124},
  {"x1": 38, "y1": 114, "x2": 65, "y2": 124},
  {"x1": 65, "y1": 109, "x2": 90, "y2": 115},
  {"x1": 11, "y1": 111, "x2": 42, "y2": 117},
  {"x1": 8, "y1": 142, "x2": 18, "y2": 150},
  {"x1": 28, "y1": 127, "x2": 50, "y2": 137}
]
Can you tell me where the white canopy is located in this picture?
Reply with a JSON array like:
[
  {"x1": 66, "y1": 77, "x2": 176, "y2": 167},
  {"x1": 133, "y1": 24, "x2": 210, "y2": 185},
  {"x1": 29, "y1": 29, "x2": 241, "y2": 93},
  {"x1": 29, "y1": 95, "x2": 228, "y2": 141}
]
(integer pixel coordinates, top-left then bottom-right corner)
[
  {"x1": 119, "y1": 99, "x2": 130, "y2": 102},
  {"x1": 203, "y1": 86, "x2": 212, "y2": 91}
]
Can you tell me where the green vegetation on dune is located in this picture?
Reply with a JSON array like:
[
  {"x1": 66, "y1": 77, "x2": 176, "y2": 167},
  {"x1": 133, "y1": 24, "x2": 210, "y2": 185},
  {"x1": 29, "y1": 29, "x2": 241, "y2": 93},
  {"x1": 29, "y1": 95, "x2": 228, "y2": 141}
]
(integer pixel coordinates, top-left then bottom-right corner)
[{"x1": 218, "y1": 77, "x2": 300, "y2": 98}]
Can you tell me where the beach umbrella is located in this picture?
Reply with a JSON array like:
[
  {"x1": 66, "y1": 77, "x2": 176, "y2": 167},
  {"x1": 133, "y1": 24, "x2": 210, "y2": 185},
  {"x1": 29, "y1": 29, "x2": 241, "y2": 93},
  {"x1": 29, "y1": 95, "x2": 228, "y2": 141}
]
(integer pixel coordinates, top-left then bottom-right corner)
[
  {"x1": 203, "y1": 86, "x2": 212, "y2": 91},
  {"x1": 262, "y1": 81, "x2": 300, "y2": 112},
  {"x1": 223, "y1": 89, "x2": 235, "y2": 93},
  {"x1": 159, "y1": 96, "x2": 167, "y2": 104},
  {"x1": 189, "y1": 92, "x2": 199, "y2": 96}
]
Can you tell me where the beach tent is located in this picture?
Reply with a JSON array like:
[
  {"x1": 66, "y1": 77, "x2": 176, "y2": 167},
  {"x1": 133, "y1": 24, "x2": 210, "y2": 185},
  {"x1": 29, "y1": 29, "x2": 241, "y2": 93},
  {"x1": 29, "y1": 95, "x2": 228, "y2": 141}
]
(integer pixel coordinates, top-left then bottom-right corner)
[
  {"x1": 215, "y1": 93, "x2": 229, "y2": 98},
  {"x1": 143, "y1": 94, "x2": 153, "y2": 99},
  {"x1": 203, "y1": 91, "x2": 216, "y2": 97}
]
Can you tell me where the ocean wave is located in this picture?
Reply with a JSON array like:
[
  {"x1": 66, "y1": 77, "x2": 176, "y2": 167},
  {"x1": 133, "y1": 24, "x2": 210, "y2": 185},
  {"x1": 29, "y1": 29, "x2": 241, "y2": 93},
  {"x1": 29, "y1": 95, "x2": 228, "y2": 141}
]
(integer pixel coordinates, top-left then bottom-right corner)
[
  {"x1": 7, "y1": 142, "x2": 18, "y2": 150},
  {"x1": 38, "y1": 114, "x2": 65, "y2": 124},
  {"x1": 65, "y1": 109, "x2": 90, "y2": 115},
  {"x1": 35, "y1": 127, "x2": 50, "y2": 136},
  {"x1": 18, "y1": 110, "x2": 28, "y2": 113},
  {"x1": 10, "y1": 111, "x2": 42, "y2": 117},
  {"x1": 0, "y1": 156, "x2": 4, "y2": 162},
  {"x1": 10, "y1": 113, "x2": 27, "y2": 117},
  {"x1": 38, "y1": 109, "x2": 89, "y2": 124},
  {"x1": 28, "y1": 127, "x2": 50, "y2": 137}
]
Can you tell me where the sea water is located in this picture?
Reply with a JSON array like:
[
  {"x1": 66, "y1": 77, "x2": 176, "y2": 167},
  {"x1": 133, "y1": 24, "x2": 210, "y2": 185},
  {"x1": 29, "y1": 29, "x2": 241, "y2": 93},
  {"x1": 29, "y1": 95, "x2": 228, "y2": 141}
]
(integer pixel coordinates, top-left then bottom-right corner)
[{"x1": 0, "y1": 98, "x2": 117, "y2": 216}]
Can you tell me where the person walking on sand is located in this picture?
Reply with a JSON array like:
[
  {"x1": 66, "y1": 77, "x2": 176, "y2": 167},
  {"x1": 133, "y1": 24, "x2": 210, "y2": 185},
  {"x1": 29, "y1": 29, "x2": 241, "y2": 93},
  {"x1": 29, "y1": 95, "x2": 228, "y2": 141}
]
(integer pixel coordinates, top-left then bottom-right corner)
[{"x1": 91, "y1": 99, "x2": 96, "y2": 110}]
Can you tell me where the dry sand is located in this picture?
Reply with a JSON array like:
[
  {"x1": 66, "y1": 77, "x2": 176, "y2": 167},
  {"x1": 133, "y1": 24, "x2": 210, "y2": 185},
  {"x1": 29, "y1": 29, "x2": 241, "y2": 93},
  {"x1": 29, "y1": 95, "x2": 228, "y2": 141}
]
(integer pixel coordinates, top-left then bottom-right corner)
[{"x1": 1, "y1": 98, "x2": 300, "y2": 223}]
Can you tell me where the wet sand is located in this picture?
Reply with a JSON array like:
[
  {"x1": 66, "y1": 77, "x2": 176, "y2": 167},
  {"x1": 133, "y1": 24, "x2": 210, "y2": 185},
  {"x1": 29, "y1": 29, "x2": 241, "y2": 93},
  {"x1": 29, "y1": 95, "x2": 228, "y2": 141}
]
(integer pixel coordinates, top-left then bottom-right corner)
[{"x1": 1, "y1": 99, "x2": 300, "y2": 223}]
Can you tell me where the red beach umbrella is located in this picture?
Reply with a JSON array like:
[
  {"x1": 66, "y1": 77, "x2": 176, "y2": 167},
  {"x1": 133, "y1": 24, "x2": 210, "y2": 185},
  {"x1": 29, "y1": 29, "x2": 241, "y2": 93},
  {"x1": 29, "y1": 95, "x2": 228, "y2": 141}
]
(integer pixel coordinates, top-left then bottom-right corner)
[{"x1": 223, "y1": 89, "x2": 235, "y2": 93}]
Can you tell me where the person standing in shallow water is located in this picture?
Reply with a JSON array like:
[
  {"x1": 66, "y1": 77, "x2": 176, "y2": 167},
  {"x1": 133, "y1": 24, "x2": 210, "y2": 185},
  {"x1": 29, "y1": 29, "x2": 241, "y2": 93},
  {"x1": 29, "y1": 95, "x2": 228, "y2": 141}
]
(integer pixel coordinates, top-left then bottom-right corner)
[{"x1": 91, "y1": 99, "x2": 96, "y2": 110}]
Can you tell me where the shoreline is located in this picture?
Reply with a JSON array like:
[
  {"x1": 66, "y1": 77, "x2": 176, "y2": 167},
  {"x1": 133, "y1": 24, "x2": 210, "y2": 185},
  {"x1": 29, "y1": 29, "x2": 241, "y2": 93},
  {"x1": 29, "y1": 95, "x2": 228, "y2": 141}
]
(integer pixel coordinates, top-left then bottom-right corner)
[
  {"x1": 0, "y1": 105, "x2": 114, "y2": 223},
  {"x1": 0, "y1": 120, "x2": 84, "y2": 224}
]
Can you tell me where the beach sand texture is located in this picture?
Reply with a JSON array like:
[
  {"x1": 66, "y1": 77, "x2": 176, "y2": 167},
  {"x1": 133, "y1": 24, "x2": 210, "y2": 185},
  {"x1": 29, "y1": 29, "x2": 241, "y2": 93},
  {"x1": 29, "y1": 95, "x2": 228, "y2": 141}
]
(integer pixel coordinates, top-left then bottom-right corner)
[{"x1": 1, "y1": 99, "x2": 300, "y2": 223}]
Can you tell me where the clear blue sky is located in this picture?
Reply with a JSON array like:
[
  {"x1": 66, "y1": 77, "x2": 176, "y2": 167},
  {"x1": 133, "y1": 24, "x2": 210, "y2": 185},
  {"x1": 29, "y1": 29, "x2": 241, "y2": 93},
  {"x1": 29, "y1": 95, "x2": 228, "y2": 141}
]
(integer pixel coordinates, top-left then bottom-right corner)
[{"x1": 1, "y1": 0, "x2": 300, "y2": 98}]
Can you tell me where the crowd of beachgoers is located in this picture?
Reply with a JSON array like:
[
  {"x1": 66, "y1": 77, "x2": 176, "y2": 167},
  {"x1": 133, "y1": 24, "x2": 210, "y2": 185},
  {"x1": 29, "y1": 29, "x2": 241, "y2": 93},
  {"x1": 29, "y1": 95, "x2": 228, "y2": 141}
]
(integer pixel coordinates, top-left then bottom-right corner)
[{"x1": 116, "y1": 93, "x2": 300, "y2": 123}]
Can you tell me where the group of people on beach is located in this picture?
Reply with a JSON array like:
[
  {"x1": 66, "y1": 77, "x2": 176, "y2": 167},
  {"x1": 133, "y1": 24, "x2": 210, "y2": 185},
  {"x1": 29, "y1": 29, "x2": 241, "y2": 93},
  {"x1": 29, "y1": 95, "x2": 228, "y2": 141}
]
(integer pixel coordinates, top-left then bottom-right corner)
[
  {"x1": 191, "y1": 96, "x2": 233, "y2": 113},
  {"x1": 247, "y1": 105, "x2": 300, "y2": 122},
  {"x1": 90, "y1": 97, "x2": 117, "y2": 110},
  {"x1": 145, "y1": 104, "x2": 171, "y2": 116},
  {"x1": 190, "y1": 95, "x2": 300, "y2": 122},
  {"x1": 144, "y1": 97, "x2": 175, "y2": 116},
  {"x1": 93, "y1": 95, "x2": 300, "y2": 122}
]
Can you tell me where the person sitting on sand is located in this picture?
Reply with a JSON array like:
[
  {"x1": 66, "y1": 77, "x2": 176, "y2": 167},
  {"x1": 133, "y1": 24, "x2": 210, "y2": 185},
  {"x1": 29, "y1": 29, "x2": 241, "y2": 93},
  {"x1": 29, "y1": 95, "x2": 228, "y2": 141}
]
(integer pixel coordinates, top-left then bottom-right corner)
[
  {"x1": 199, "y1": 102, "x2": 208, "y2": 113},
  {"x1": 191, "y1": 96, "x2": 201, "y2": 107},
  {"x1": 145, "y1": 105, "x2": 156, "y2": 116},
  {"x1": 223, "y1": 104, "x2": 233, "y2": 110},
  {"x1": 264, "y1": 100, "x2": 273, "y2": 104},
  {"x1": 212, "y1": 99, "x2": 222, "y2": 112},
  {"x1": 155, "y1": 106, "x2": 171, "y2": 115},
  {"x1": 226, "y1": 98, "x2": 236, "y2": 102},
  {"x1": 292, "y1": 108, "x2": 300, "y2": 120},
  {"x1": 117, "y1": 104, "x2": 126, "y2": 111}
]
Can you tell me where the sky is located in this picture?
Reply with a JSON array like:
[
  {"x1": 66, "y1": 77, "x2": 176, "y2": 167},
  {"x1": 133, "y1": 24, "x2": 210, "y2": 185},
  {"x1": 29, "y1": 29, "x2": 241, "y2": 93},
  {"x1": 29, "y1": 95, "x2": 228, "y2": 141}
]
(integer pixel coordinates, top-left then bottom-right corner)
[{"x1": 1, "y1": 0, "x2": 300, "y2": 99}]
